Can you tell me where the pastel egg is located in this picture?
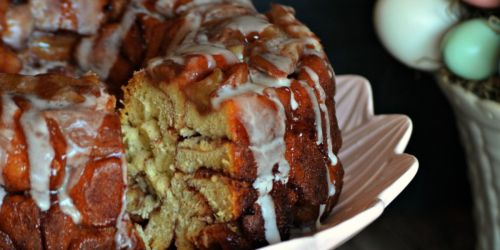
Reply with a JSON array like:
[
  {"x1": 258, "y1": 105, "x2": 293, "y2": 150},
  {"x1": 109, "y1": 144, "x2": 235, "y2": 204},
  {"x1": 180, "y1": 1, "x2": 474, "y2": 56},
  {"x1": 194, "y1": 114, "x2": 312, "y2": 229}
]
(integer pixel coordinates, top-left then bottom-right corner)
[
  {"x1": 374, "y1": 0, "x2": 461, "y2": 71},
  {"x1": 442, "y1": 18, "x2": 500, "y2": 80},
  {"x1": 462, "y1": 0, "x2": 500, "y2": 9}
]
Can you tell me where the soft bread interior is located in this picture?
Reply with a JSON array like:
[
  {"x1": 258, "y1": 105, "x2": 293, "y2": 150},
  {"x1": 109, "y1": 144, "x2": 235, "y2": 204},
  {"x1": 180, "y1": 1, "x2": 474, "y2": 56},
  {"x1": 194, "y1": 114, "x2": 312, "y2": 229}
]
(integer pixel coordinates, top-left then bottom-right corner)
[{"x1": 121, "y1": 72, "x2": 255, "y2": 249}]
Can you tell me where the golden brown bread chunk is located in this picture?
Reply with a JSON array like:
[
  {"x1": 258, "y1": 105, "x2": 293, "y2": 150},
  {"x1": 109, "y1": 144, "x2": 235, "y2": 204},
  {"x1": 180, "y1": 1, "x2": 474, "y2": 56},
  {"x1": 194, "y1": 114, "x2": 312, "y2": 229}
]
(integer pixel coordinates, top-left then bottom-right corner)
[{"x1": 0, "y1": 73, "x2": 142, "y2": 249}]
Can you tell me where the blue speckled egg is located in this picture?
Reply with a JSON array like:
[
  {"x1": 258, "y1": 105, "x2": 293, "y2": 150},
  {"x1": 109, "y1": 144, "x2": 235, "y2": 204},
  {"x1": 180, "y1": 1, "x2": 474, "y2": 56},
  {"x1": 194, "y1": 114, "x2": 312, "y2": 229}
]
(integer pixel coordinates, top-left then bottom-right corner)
[{"x1": 442, "y1": 18, "x2": 500, "y2": 80}]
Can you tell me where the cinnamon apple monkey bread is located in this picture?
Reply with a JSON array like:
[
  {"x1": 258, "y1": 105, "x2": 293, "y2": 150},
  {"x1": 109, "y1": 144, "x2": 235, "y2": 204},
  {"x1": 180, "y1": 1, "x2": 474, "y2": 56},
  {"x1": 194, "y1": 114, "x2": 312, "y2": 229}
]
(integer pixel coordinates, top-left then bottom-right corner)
[{"x1": 0, "y1": 0, "x2": 343, "y2": 249}]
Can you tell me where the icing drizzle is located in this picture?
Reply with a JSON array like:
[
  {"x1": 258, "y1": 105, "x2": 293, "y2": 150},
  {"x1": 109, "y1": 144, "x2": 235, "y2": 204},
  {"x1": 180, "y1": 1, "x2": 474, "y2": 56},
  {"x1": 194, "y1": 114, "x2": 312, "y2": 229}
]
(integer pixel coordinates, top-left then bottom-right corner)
[
  {"x1": 20, "y1": 98, "x2": 55, "y2": 211},
  {"x1": 0, "y1": 86, "x2": 117, "y2": 225},
  {"x1": 234, "y1": 91, "x2": 289, "y2": 243},
  {"x1": 0, "y1": 186, "x2": 5, "y2": 208},
  {"x1": 225, "y1": 15, "x2": 271, "y2": 36}
]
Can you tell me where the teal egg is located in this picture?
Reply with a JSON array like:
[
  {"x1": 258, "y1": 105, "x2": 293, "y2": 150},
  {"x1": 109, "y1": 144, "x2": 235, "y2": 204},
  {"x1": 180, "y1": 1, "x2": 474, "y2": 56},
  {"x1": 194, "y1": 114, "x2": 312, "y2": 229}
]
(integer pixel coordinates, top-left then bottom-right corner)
[{"x1": 442, "y1": 18, "x2": 500, "y2": 80}]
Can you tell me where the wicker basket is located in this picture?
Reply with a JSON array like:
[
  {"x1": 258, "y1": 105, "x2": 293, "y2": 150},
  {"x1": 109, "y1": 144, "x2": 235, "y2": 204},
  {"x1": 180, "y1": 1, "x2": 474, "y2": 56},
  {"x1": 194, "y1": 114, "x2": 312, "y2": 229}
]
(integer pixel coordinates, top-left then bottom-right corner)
[{"x1": 437, "y1": 74, "x2": 500, "y2": 250}]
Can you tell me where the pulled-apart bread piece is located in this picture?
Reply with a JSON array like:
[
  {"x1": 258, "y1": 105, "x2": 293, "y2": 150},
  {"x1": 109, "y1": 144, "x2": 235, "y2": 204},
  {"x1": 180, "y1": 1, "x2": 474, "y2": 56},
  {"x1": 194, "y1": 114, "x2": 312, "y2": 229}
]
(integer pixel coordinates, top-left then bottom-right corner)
[
  {"x1": 0, "y1": 0, "x2": 112, "y2": 75},
  {"x1": 0, "y1": 73, "x2": 142, "y2": 249},
  {"x1": 121, "y1": 1, "x2": 343, "y2": 249}
]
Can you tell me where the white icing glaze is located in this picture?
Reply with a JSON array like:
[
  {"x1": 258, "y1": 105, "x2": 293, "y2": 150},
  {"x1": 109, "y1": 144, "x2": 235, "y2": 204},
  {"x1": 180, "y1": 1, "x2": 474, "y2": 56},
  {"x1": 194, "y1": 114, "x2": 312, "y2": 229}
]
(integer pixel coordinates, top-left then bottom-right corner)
[
  {"x1": 257, "y1": 194, "x2": 280, "y2": 244},
  {"x1": 326, "y1": 165, "x2": 335, "y2": 197},
  {"x1": 212, "y1": 71, "x2": 294, "y2": 110},
  {"x1": 316, "y1": 204, "x2": 326, "y2": 228},
  {"x1": 115, "y1": 155, "x2": 132, "y2": 248},
  {"x1": 302, "y1": 67, "x2": 337, "y2": 208},
  {"x1": 261, "y1": 53, "x2": 294, "y2": 75},
  {"x1": 298, "y1": 81, "x2": 323, "y2": 145},
  {"x1": 290, "y1": 89, "x2": 298, "y2": 111},
  {"x1": 115, "y1": 208, "x2": 132, "y2": 249},
  {"x1": 21, "y1": 104, "x2": 54, "y2": 211},
  {"x1": 301, "y1": 38, "x2": 324, "y2": 57},
  {"x1": 303, "y1": 67, "x2": 338, "y2": 166},
  {"x1": 267, "y1": 91, "x2": 290, "y2": 184},
  {"x1": 0, "y1": 95, "x2": 19, "y2": 185},
  {"x1": 0, "y1": 186, "x2": 5, "y2": 208},
  {"x1": 250, "y1": 70, "x2": 291, "y2": 88},
  {"x1": 175, "y1": 43, "x2": 238, "y2": 66},
  {"x1": 212, "y1": 82, "x2": 265, "y2": 109},
  {"x1": 2, "y1": 5, "x2": 34, "y2": 49},
  {"x1": 225, "y1": 15, "x2": 271, "y2": 36},
  {"x1": 233, "y1": 92, "x2": 289, "y2": 244},
  {"x1": 58, "y1": 165, "x2": 82, "y2": 223}
]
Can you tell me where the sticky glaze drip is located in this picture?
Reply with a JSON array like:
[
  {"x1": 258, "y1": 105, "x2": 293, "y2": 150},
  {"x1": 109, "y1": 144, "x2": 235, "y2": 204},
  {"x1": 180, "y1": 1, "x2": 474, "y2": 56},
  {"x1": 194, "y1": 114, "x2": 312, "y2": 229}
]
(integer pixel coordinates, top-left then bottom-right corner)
[
  {"x1": 290, "y1": 90, "x2": 298, "y2": 110},
  {"x1": 20, "y1": 102, "x2": 55, "y2": 211},
  {"x1": 267, "y1": 91, "x2": 290, "y2": 184},
  {"x1": 0, "y1": 95, "x2": 19, "y2": 185},
  {"x1": 257, "y1": 195, "x2": 280, "y2": 244},
  {"x1": 298, "y1": 81, "x2": 323, "y2": 145},
  {"x1": 303, "y1": 66, "x2": 338, "y2": 166},
  {"x1": 212, "y1": 82, "x2": 265, "y2": 109},
  {"x1": 316, "y1": 204, "x2": 326, "y2": 228},
  {"x1": 0, "y1": 186, "x2": 5, "y2": 208},
  {"x1": 58, "y1": 165, "x2": 81, "y2": 223},
  {"x1": 115, "y1": 156, "x2": 132, "y2": 248},
  {"x1": 234, "y1": 93, "x2": 289, "y2": 244},
  {"x1": 225, "y1": 15, "x2": 270, "y2": 36}
]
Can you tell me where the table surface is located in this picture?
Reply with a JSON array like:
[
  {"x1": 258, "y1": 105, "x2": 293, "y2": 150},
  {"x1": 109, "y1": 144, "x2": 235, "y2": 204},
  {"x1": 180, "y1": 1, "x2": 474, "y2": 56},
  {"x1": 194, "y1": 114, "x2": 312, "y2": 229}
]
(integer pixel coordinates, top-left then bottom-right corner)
[{"x1": 255, "y1": 1, "x2": 475, "y2": 249}]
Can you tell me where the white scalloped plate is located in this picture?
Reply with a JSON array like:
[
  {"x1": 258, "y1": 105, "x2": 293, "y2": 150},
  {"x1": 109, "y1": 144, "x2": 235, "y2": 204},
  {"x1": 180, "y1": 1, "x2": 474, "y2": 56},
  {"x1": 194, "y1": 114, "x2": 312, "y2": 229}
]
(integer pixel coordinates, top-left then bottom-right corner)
[{"x1": 260, "y1": 75, "x2": 419, "y2": 250}]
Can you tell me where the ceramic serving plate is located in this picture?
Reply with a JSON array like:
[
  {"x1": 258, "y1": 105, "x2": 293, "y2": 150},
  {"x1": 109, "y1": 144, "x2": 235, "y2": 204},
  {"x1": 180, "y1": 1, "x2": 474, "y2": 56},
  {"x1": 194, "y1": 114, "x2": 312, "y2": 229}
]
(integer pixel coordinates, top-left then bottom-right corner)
[{"x1": 260, "y1": 75, "x2": 419, "y2": 250}]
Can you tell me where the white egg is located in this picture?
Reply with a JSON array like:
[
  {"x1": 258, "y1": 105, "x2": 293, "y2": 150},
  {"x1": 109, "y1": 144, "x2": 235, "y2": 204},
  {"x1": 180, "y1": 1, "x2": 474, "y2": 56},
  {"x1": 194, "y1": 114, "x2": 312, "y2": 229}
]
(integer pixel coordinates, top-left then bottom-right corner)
[{"x1": 374, "y1": 0, "x2": 461, "y2": 71}]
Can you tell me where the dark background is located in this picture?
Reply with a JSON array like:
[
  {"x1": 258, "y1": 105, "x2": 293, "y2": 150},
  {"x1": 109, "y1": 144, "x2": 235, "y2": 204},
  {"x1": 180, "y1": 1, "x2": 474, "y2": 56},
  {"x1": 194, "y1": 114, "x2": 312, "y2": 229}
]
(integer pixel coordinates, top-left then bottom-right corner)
[{"x1": 255, "y1": 1, "x2": 475, "y2": 249}]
